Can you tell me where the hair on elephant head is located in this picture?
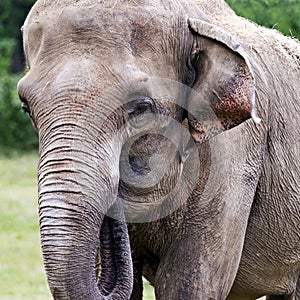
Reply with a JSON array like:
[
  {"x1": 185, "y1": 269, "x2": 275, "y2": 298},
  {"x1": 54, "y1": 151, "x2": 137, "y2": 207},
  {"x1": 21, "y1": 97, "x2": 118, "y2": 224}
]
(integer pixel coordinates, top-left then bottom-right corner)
[{"x1": 18, "y1": 0, "x2": 260, "y2": 299}]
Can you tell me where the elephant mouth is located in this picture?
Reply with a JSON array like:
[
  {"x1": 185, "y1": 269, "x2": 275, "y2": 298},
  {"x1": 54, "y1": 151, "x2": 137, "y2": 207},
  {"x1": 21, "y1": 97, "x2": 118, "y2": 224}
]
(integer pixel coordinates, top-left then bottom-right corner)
[{"x1": 97, "y1": 214, "x2": 133, "y2": 296}]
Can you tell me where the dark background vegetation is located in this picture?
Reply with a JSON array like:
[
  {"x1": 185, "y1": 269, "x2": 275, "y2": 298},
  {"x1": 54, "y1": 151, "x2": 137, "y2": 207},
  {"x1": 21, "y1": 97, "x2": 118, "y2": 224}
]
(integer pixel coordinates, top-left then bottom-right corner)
[{"x1": 1, "y1": 0, "x2": 300, "y2": 154}]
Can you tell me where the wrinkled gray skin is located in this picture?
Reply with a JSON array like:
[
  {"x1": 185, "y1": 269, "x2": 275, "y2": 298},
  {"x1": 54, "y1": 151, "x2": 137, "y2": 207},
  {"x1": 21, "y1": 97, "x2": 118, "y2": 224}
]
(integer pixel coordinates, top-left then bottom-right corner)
[{"x1": 18, "y1": 0, "x2": 300, "y2": 299}]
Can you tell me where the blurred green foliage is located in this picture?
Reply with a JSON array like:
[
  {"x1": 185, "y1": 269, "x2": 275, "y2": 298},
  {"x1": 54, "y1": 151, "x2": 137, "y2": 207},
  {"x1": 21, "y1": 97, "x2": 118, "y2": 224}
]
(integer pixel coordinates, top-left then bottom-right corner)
[
  {"x1": 0, "y1": 1, "x2": 300, "y2": 154},
  {"x1": 0, "y1": 72, "x2": 38, "y2": 154},
  {"x1": 226, "y1": 0, "x2": 300, "y2": 39},
  {"x1": 0, "y1": 0, "x2": 38, "y2": 154}
]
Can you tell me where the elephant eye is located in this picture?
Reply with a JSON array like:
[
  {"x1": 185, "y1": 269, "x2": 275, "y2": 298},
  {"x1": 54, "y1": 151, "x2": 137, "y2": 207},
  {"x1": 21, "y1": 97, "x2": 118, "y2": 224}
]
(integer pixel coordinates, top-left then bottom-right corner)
[
  {"x1": 129, "y1": 102, "x2": 151, "y2": 117},
  {"x1": 126, "y1": 97, "x2": 155, "y2": 118},
  {"x1": 22, "y1": 103, "x2": 37, "y2": 131},
  {"x1": 21, "y1": 101, "x2": 31, "y2": 115},
  {"x1": 20, "y1": 98, "x2": 37, "y2": 128}
]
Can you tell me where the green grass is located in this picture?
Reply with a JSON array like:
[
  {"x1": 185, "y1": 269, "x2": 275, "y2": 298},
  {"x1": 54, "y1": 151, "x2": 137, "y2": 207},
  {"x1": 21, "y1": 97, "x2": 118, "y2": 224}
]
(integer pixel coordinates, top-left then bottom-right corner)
[
  {"x1": 0, "y1": 152, "x2": 155, "y2": 299},
  {"x1": 0, "y1": 152, "x2": 51, "y2": 299}
]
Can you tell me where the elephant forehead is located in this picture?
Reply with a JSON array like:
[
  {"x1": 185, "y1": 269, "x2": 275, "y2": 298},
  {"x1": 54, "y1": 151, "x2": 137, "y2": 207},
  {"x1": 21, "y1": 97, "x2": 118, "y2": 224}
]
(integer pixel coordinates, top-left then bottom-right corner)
[
  {"x1": 25, "y1": 5, "x2": 175, "y2": 40},
  {"x1": 23, "y1": 6, "x2": 182, "y2": 61},
  {"x1": 62, "y1": 7, "x2": 166, "y2": 34},
  {"x1": 31, "y1": 0, "x2": 174, "y2": 10}
]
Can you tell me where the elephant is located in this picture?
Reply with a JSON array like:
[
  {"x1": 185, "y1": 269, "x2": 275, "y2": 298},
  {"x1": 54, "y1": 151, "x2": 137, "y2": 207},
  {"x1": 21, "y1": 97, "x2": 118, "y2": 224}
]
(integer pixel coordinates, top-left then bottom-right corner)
[{"x1": 17, "y1": 0, "x2": 300, "y2": 299}]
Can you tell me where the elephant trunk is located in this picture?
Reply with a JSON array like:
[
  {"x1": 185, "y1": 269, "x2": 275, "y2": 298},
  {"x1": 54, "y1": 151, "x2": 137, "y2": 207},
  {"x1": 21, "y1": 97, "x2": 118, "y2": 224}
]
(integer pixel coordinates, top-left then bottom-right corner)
[{"x1": 38, "y1": 127, "x2": 133, "y2": 299}]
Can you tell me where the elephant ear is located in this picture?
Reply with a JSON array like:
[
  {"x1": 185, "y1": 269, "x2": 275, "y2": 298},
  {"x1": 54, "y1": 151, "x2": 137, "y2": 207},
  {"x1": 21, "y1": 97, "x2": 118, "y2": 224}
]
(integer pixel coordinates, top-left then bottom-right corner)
[{"x1": 186, "y1": 18, "x2": 260, "y2": 143}]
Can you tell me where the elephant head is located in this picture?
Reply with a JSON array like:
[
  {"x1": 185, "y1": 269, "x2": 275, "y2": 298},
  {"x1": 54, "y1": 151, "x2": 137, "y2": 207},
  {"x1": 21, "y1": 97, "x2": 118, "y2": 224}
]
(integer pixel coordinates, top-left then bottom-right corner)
[{"x1": 18, "y1": 0, "x2": 259, "y2": 299}]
